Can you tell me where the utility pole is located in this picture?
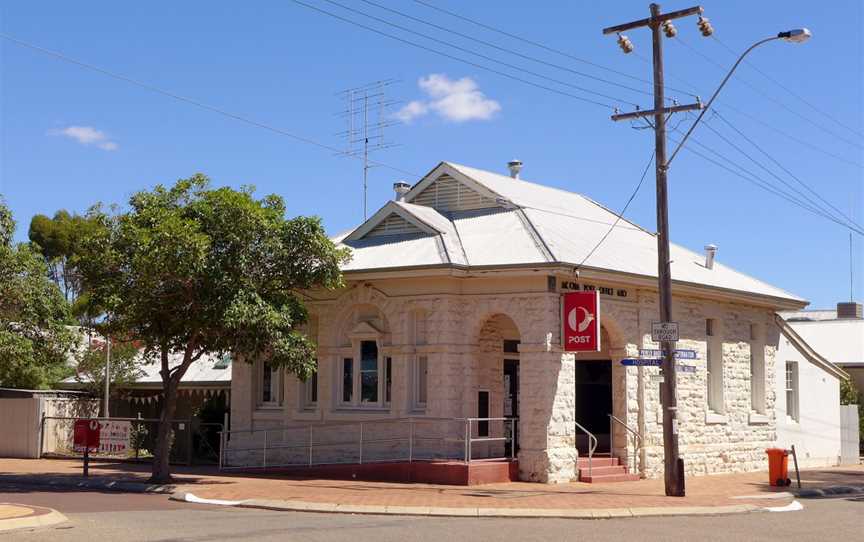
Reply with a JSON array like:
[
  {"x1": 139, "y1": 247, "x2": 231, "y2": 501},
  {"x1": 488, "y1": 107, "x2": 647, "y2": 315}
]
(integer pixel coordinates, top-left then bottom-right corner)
[{"x1": 603, "y1": 3, "x2": 706, "y2": 497}]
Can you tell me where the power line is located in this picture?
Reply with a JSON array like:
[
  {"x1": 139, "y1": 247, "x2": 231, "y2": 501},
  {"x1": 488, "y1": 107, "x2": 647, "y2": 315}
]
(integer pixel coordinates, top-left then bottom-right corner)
[
  {"x1": 635, "y1": 41, "x2": 862, "y2": 168},
  {"x1": 358, "y1": 0, "x2": 673, "y2": 103},
  {"x1": 697, "y1": 116, "x2": 859, "y2": 229},
  {"x1": 667, "y1": 128, "x2": 864, "y2": 236},
  {"x1": 285, "y1": 0, "x2": 614, "y2": 109},
  {"x1": 673, "y1": 35, "x2": 864, "y2": 152},
  {"x1": 711, "y1": 35, "x2": 864, "y2": 140},
  {"x1": 576, "y1": 151, "x2": 655, "y2": 269},
  {"x1": 310, "y1": 0, "x2": 633, "y2": 107},
  {"x1": 0, "y1": 33, "x2": 420, "y2": 178},
  {"x1": 710, "y1": 110, "x2": 864, "y2": 232},
  {"x1": 411, "y1": 0, "x2": 697, "y2": 98}
]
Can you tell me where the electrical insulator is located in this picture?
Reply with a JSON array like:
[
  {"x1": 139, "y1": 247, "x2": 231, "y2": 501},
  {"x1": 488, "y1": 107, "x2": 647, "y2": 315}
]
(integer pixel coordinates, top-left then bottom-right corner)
[
  {"x1": 662, "y1": 20, "x2": 677, "y2": 38},
  {"x1": 697, "y1": 16, "x2": 714, "y2": 37},
  {"x1": 617, "y1": 34, "x2": 634, "y2": 54}
]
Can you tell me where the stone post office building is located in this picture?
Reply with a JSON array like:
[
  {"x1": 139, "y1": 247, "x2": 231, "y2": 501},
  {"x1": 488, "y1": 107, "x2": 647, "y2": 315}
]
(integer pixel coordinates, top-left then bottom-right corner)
[{"x1": 230, "y1": 161, "x2": 809, "y2": 483}]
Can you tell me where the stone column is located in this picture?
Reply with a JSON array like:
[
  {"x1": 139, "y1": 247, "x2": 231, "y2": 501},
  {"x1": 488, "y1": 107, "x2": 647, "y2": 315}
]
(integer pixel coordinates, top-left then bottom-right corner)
[{"x1": 517, "y1": 345, "x2": 577, "y2": 483}]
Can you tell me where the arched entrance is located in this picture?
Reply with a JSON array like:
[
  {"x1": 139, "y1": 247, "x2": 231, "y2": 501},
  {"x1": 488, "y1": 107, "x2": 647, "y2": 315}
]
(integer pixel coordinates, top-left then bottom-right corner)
[{"x1": 474, "y1": 313, "x2": 521, "y2": 459}]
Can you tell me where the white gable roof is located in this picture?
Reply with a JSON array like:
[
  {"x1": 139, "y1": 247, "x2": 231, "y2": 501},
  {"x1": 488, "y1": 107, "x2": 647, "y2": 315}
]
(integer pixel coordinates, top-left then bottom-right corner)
[{"x1": 336, "y1": 161, "x2": 805, "y2": 306}]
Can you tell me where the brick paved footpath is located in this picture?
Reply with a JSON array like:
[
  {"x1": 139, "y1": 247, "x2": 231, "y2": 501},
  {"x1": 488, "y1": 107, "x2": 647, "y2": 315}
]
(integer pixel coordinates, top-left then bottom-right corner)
[{"x1": 2, "y1": 458, "x2": 862, "y2": 512}]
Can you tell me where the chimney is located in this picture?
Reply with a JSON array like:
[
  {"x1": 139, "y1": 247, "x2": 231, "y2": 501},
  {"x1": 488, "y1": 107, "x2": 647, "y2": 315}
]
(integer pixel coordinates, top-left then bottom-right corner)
[
  {"x1": 507, "y1": 159, "x2": 523, "y2": 179},
  {"x1": 704, "y1": 244, "x2": 717, "y2": 270},
  {"x1": 837, "y1": 301, "x2": 863, "y2": 319},
  {"x1": 393, "y1": 181, "x2": 411, "y2": 202}
]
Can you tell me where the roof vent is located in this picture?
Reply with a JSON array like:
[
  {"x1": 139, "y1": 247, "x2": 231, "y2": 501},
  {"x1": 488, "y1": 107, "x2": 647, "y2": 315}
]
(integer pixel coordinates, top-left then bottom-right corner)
[
  {"x1": 837, "y1": 301, "x2": 863, "y2": 319},
  {"x1": 507, "y1": 159, "x2": 523, "y2": 179},
  {"x1": 704, "y1": 244, "x2": 717, "y2": 270},
  {"x1": 393, "y1": 181, "x2": 411, "y2": 201}
]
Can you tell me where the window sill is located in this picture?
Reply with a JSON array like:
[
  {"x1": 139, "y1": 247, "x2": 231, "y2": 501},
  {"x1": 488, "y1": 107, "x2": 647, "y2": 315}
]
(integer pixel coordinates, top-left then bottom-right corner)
[
  {"x1": 749, "y1": 412, "x2": 769, "y2": 425},
  {"x1": 255, "y1": 405, "x2": 283, "y2": 411},
  {"x1": 334, "y1": 406, "x2": 391, "y2": 413},
  {"x1": 705, "y1": 411, "x2": 727, "y2": 424}
]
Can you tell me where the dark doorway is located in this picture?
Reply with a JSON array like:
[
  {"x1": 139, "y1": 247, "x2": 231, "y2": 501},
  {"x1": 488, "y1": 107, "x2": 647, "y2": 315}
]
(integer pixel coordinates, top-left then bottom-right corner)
[
  {"x1": 574, "y1": 360, "x2": 613, "y2": 454},
  {"x1": 503, "y1": 359, "x2": 519, "y2": 456}
]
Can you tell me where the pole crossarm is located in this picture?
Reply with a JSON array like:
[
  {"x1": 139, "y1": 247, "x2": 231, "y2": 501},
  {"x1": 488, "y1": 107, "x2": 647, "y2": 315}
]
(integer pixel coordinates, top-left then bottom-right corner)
[
  {"x1": 602, "y1": 5, "x2": 702, "y2": 34},
  {"x1": 611, "y1": 102, "x2": 702, "y2": 122}
]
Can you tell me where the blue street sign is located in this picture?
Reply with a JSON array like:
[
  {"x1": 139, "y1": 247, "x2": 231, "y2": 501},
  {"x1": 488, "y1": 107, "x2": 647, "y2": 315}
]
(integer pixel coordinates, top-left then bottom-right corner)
[
  {"x1": 621, "y1": 358, "x2": 663, "y2": 366},
  {"x1": 638, "y1": 349, "x2": 698, "y2": 360}
]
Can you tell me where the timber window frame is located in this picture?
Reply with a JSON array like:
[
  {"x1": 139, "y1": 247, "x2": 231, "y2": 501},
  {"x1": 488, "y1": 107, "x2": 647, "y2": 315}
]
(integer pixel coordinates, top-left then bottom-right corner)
[
  {"x1": 256, "y1": 360, "x2": 283, "y2": 409},
  {"x1": 706, "y1": 318, "x2": 725, "y2": 415},
  {"x1": 785, "y1": 361, "x2": 799, "y2": 423}
]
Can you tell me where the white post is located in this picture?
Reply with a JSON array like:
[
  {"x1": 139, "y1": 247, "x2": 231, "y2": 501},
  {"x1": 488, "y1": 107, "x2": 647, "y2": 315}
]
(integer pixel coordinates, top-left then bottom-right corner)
[{"x1": 104, "y1": 337, "x2": 111, "y2": 418}]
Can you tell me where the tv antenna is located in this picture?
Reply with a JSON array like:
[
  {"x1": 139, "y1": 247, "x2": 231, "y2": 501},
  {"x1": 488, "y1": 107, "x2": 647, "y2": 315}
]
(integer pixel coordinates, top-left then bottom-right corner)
[{"x1": 336, "y1": 79, "x2": 400, "y2": 221}]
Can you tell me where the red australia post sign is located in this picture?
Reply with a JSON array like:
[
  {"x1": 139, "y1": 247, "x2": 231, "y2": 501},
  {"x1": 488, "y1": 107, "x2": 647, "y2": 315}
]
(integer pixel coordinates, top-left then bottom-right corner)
[
  {"x1": 73, "y1": 419, "x2": 100, "y2": 453},
  {"x1": 562, "y1": 291, "x2": 601, "y2": 352}
]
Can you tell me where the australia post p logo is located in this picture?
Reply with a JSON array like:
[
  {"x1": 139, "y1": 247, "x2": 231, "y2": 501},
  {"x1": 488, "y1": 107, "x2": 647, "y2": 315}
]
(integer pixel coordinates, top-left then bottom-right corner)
[{"x1": 562, "y1": 291, "x2": 601, "y2": 352}]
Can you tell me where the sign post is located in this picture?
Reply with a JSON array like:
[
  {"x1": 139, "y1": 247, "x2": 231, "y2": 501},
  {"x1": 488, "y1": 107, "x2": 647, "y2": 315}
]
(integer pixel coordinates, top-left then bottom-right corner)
[{"x1": 562, "y1": 291, "x2": 601, "y2": 352}]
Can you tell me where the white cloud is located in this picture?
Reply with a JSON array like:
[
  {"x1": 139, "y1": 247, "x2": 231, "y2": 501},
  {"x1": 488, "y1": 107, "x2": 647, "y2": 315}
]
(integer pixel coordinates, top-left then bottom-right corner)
[
  {"x1": 47, "y1": 125, "x2": 119, "y2": 151},
  {"x1": 396, "y1": 74, "x2": 501, "y2": 123}
]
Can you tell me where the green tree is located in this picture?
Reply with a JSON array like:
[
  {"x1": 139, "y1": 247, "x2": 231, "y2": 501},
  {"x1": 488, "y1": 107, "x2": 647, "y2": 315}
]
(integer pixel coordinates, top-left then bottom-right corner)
[
  {"x1": 28, "y1": 210, "x2": 103, "y2": 323},
  {"x1": 77, "y1": 175, "x2": 349, "y2": 482},
  {"x1": 0, "y1": 200, "x2": 77, "y2": 389}
]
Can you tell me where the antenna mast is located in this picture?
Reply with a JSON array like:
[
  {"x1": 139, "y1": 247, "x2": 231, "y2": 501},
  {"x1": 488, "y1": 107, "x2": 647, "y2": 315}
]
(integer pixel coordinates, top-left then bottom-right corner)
[{"x1": 336, "y1": 80, "x2": 400, "y2": 220}]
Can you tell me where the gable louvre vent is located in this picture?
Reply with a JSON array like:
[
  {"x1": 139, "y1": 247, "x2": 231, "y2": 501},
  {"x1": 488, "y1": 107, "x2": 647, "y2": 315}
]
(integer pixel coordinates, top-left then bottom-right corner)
[
  {"x1": 412, "y1": 175, "x2": 498, "y2": 212},
  {"x1": 366, "y1": 213, "x2": 424, "y2": 237}
]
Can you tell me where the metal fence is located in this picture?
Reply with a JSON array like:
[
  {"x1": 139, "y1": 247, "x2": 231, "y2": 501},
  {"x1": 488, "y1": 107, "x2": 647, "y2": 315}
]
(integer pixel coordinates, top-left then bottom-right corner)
[
  {"x1": 40, "y1": 415, "x2": 223, "y2": 465},
  {"x1": 220, "y1": 417, "x2": 516, "y2": 470}
]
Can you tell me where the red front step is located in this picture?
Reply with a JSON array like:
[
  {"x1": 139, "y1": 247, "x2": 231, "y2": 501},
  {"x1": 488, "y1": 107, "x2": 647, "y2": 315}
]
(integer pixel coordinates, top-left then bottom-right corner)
[
  {"x1": 577, "y1": 457, "x2": 640, "y2": 483},
  {"x1": 576, "y1": 457, "x2": 619, "y2": 468}
]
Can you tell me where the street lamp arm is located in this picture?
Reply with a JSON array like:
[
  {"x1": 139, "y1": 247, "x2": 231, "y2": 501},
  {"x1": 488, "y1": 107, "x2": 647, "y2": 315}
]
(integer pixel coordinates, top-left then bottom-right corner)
[{"x1": 665, "y1": 35, "x2": 780, "y2": 168}]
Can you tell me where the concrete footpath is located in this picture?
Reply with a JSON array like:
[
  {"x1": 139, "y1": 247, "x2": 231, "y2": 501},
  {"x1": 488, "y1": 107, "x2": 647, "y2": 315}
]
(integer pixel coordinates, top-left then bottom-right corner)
[{"x1": 2, "y1": 459, "x2": 863, "y2": 520}]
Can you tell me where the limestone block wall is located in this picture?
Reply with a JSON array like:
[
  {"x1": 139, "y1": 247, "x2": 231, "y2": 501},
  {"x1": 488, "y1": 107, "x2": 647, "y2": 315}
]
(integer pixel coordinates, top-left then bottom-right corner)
[
  {"x1": 636, "y1": 293, "x2": 779, "y2": 478},
  {"x1": 227, "y1": 275, "x2": 788, "y2": 482}
]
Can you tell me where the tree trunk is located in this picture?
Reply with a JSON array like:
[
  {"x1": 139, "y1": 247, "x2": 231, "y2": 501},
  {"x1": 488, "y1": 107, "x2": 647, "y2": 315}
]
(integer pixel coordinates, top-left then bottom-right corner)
[{"x1": 150, "y1": 378, "x2": 178, "y2": 483}]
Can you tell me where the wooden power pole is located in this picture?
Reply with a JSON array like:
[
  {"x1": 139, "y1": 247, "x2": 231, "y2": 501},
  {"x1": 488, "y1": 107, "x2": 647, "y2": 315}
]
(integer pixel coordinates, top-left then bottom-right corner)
[{"x1": 603, "y1": 3, "x2": 705, "y2": 497}]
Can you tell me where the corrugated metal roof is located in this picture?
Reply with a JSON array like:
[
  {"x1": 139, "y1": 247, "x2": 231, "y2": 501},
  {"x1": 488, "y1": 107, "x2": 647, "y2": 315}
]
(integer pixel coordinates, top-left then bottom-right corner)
[
  {"x1": 334, "y1": 161, "x2": 805, "y2": 305},
  {"x1": 62, "y1": 351, "x2": 232, "y2": 388}
]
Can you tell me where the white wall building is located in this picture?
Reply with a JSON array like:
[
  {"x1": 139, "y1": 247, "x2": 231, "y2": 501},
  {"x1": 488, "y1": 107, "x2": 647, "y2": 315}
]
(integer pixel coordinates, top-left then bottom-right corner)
[
  {"x1": 229, "y1": 161, "x2": 829, "y2": 483},
  {"x1": 774, "y1": 316, "x2": 849, "y2": 467}
]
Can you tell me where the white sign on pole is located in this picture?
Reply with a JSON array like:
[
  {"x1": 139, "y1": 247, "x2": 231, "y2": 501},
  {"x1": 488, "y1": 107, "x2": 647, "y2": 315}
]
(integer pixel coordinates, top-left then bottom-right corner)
[{"x1": 651, "y1": 321, "x2": 679, "y2": 342}]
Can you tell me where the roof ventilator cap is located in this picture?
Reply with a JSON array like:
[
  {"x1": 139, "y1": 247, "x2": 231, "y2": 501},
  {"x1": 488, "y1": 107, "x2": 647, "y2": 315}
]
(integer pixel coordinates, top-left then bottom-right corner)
[
  {"x1": 507, "y1": 159, "x2": 523, "y2": 179},
  {"x1": 393, "y1": 181, "x2": 411, "y2": 201},
  {"x1": 704, "y1": 244, "x2": 717, "y2": 270}
]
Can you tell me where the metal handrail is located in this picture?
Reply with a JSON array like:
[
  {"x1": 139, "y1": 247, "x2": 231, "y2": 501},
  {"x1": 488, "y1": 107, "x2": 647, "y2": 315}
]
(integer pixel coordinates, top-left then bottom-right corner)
[
  {"x1": 574, "y1": 421, "x2": 598, "y2": 478},
  {"x1": 219, "y1": 416, "x2": 517, "y2": 470},
  {"x1": 608, "y1": 414, "x2": 643, "y2": 476}
]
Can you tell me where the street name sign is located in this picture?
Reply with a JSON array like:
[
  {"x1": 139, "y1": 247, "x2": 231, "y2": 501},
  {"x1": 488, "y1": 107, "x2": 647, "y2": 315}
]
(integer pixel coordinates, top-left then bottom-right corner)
[{"x1": 651, "y1": 322, "x2": 679, "y2": 342}]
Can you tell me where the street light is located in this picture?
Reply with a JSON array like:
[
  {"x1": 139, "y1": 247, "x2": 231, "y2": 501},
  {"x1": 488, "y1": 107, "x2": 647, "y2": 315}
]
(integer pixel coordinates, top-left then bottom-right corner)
[{"x1": 666, "y1": 28, "x2": 812, "y2": 167}]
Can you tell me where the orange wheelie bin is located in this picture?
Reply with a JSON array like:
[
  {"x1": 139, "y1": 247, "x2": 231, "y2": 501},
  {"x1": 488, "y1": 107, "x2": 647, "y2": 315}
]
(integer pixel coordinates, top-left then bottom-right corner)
[{"x1": 765, "y1": 448, "x2": 791, "y2": 486}]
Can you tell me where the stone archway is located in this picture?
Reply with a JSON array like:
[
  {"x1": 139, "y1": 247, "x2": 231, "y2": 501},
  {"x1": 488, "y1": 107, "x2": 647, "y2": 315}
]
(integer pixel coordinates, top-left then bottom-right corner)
[{"x1": 469, "y1": 313, "x2": 521, "y2": 460}]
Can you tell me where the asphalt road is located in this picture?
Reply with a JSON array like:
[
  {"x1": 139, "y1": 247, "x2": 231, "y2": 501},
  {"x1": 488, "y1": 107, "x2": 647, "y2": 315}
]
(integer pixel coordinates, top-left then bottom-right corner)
[{"x1": 2, "y1": 485, "x2": 862, "y2": 541}]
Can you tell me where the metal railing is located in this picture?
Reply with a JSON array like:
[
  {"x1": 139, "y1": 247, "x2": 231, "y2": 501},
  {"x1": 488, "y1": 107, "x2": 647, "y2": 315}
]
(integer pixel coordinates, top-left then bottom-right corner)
[
  {"x1": 608, "y1": 413, "x2": 643, "y2": 476},
  {"x1": 574, "y1": 420, "x2": 597, "y2": 478},
  {"x1": 219, "y1": 417, "x2": 517, "y2": 471}
]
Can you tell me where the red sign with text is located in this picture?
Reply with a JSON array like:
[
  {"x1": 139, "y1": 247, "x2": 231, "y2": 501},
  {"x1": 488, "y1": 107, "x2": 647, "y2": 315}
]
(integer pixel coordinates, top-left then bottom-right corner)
[
  {"x1": 73, "y1": 419, "x2": 100, "y2": 453},
  {"x1": 562, "y1": 291, "x2": 601, "y2": 352}
]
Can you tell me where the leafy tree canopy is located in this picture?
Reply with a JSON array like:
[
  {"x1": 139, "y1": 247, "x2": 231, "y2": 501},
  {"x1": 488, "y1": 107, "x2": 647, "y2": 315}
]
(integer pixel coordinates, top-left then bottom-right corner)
[
  {"x1": 0, "y1": 199, "x2": 77, "y2": 389},
  {"x1": 76, "y1": 175, "x2": 349, "y2": 481},
  {"x1": 28, "y1": 209, "x2": 104, "y2": 322}
]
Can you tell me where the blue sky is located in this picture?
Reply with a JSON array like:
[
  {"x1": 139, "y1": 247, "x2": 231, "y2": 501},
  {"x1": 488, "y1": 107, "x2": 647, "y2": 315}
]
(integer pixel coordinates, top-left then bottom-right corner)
[{"x1": 1, "y1": 1, "x2": 861, "y2": 309}]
